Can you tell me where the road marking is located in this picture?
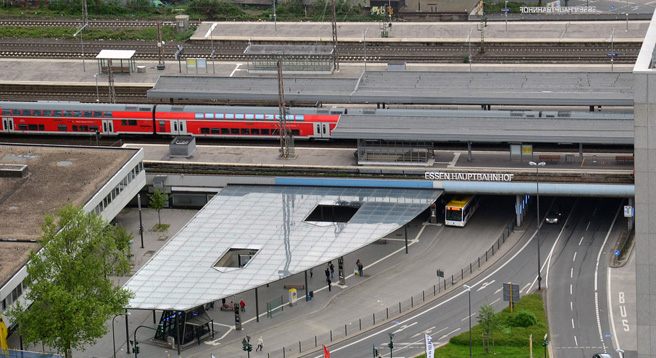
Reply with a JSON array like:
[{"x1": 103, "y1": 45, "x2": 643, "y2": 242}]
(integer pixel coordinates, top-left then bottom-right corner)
[
  {"x1": 461, "y1": 313, "x2": 476, "y2": 322},
  {"x1": 579, "y1": 236, "x2": 584, "y2": 246},
  {"x1": 440, "y1": 328, "x2": 461, "y2": 340},
  {"x1": 393, "y1": 322, "x2": 418, "y2": 334},
  {"x1": 494, "y1": 287, "x2": 502, "y2": 294},
  {"x1": 229, "y1": 63, "x2": 241, "y2": 77},
  {"x1": 572, "y1": 318, "x2": 575, "y2": 329},
  {"x1": 574, "y1": 335, "x2": 578, "y2": 346},
  {"x1": 570, "y1": 267, "x2": 573, "y2": 278},
  {"x1": 586, "y1": 222, "x2": 591, "y2": 231},
  {"x1": 571, "y1": 301, "x2": 573, "y2": 311},
  {"x1": 570, "y1": 284, "x2": 573, "y2": 295},
  {"x1": 447, "y1": 153, "x2": 460, "y2": 168},
  {"x1": 491, "y1": 298, "x2": 501, "y2": 305},
  {"x1": 477, "y1": 280, "x2": 495, "y2": 292},
  {"x1": 541, "y1": 199, "x2": 577, "y2": 292},
  {"x1": 595, "y1": 203, "x2": 622, "y2": 354},
  {"x1": 573, "y1": 252, "x2": 577, "y2": 262},
  {"x1": 520, "y1": 282, "x2": 531, "y2": 294}
]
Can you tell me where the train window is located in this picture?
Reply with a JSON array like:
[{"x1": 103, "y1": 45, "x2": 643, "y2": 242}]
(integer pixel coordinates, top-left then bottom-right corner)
[
  {"x1": 245, "y1": 114, "x2": 254, "y2": 120},
  {"x1": 72, "y1": 125, "x2": 78, "y2": 131},
  {"x1": 265, "y1": 114, "x2": 274, "y2": 120},
  {"x1": 18, "y1": 124, "x2": 27, "y2": 130},
  {"x1": 38, "y1": 124, "x2": 44, "y2": 131},
  {"x1": 53, "y1": 110, "x2": 62, "y2": 117},
  {"x1": 220, "y1": 128, "x2": 229, "y2": 135},
  {"x1": 121, "y1": 120, "x2": 128, "y2": 126},
  {"x1": 73, "y1": 111, "x2": 82, "y2": 117},
  {"x1": 225, "y1": 114, "x2": 234, "y2": 120},
  {"x1": 28, "y1": 124, "x2": 37, "y2": 130},
  {"x1": 104, "y1": 111, "x2": 112, "y2": 118},
  {"x1": 63, "y1": 110, "x2": 72, "y2": 117},
  {"x1": 254, "y1": 114, "x2": 264, "y2": 121},
  {"x1": 83, "y1": 111, "x2": 92, "y2": 117},
  {"x1": 295, "y1": 115, "x2": 304, "y2": 121},
  {"x1": 158, "y1": 120, "x2": 165, "y2": 129},
  {"x1": 195, "y1": 113, "x2": 204, "y2": 119},
  {"x1": 25, "y1": 109, "x2": 33, "y2": 116},
  {"x1": 90, "y1": 125, "x2": 98, "y2": 132},
  {"x1": 43, "y1": 110, "x2": 53, "y2": 117},
  {"x1": 57, "y1": 125, "x2": 67, "y2": 131},
  {"x1": 200, "y1": 128, "x2": 210, "y2": 134},
  {"x1": 1, "y1": 109, "x2": 9, "y2": 116},
  {"x1": 93, "y1": 111, "x2": 102, "y2": 117},
  {"x1": 34, "y1": 110, "x2": 42, "y2": 116},
  {"x1": 271, "y1": 129, "x2": 280, "y2": 135},
  {"x1": 80, "y1": 125, "x2": 89, "y2": 131},
  {"x1": 214, "y1": 113, "x2": 223, "y2": 120},
  {"x1": 211, "y1": 128, "x2": 221, "y2": 134},
  {"x1": 251, "y1": 128, "x2": 260, "y2": 135},
  {"x1": 261, "y1": 129, "x2": 270, "y2": 135},
  {"x1": 292, "y1": 129, "x2": 300, "y2": 136},
  {"x1": 231, "y1": 128, "x2": 239, "y2": 135},
  {"x1": 205, "y1": 113, "x2": 214, "y2": 119},
  {"x1": 241, "y1": 128, "x2": 250, "y2": 135},
  {"x1": 128, "y1": 120, "x2": 137, "y2": 126},
  {"x1": 11, "y1": 109, "x2": 20, "y2": 116}
]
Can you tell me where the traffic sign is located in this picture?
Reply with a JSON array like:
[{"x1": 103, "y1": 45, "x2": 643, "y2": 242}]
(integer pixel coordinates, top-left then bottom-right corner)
[
  {"x1": 501, "y1": 8, "x2": 511, "y2": 12},
  {"x1": 615, "y1": 250, "x2": 621, "y2": 256},
  {"x1": 607, "y1": 53, "x2": 619, "y2": 57}
]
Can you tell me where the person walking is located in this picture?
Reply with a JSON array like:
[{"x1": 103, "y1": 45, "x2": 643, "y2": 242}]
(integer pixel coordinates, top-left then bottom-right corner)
[
  {"x1": 310, "y1": 267, "x2": 313, "y2": 278},
  {"x1": 240, "y1": 299, "x2": 245, "y2": 312},
  {"x1": 256, "y1": 336, "x2": 264, "y2": 351},
  {"x1": 356, "y1": 259, "x2": 364, "y2": 277},
  {"x1": 329, "y1": 262, "x2": 335, "y2": 279},
  {"x1": 325, "y1": 266, "x2": 330, "y2": 279},
  {"x1": 326, "y1": 276, "x2": 332, "y2": 292}
]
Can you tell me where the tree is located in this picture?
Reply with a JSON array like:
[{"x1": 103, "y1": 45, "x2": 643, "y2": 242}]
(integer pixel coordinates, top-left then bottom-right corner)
[
  {"x1": 477, "y1": 304, "x2": 498, "y2": 354},
  {"x1": 148, "y1": 188, "x2": 168, "y2": 226},
  {"x1": 8, "y1": 205, "x2": 134, "y2": 358}
]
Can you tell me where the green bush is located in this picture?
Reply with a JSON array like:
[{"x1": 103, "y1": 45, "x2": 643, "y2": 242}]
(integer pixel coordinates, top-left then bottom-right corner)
[{"x1": 508, "y1": 309, "x2": 537, "y2": 327}]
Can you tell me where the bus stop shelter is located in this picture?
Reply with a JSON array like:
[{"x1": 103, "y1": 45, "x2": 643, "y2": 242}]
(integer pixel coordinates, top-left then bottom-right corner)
[{"x1": 96, "y1": 49, "x2": 137, "y2": 74}]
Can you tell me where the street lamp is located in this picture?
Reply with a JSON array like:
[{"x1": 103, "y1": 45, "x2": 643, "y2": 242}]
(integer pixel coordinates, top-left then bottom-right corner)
[
  {"x1": 463, "y1": 285, "x2": 472, "y2": 358},
  {"x1": 359, "y1": 28, "x2": 369, "y2": 72},
  {"x1": 466, "y1": 28, "x2": 473, "y2": 72},
  {"x1": 112, "y1": 312, "x2": 131, "y2": 358},
  {"x1": 529, "y1": 161, "x2": 546, "y2": 290},
  {"x1": 73, "y1": 23, "x2": 88, "y2": 72},
  {"x1": 204, "y1": 23, "x2": 218, "y2": 74},
  {"x1": 93, "y1": 73, "x2": 99, "y2": 102},
  {"x1": 505, "y1": 0, "x2": 508, "y2": 33},
  {"x1": 617, "y1": 348, "x2": 625, "y2": 358},
  {"x1": 387, "y1": 333, "x2": 394, "y2": 358},
  {"x1": 542, "y1": 333, "x2": 548, "y2": 358}
]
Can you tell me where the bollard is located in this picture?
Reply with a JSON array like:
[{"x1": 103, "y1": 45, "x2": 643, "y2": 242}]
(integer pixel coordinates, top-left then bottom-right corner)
[
  {"x1": 283, "y1": 348, "x2": 286, "y2": 358},
  {"x1": 423, "y1": 291, "x2": 425, "y2": 302},
  {"x1": 486, "y1": 251, "x2": 488, "y2": 261},
  {"x1": 492, "y1": 246, "x2": 495, "y2": 255},
  {"x1": 299, "y1": 341, "x2": 301, "y2": 353},
  {"x1": 434, "y1": 284, "x2": 436, "y2": 296},
  {"x1": 461, "y1": 268, "x2": 463, "y2": 280},
  {"x1": 315, "y1": 336, "x2": 317, "y2": 347},
  {"x1": 330, "y1": 330, "x2": 333, "y2": 342},
  {"x1": 345, "y1": 324, "x2": 347, "y2": 336},
  {"x1": 399, "y1": 301, "x2": 402, "y2": 313},
  {"x1": 498, "y1": 239, "x2": 500, "y2": 250},
  {"x1": 478, "y1": 257, "x2": 480, "y2": 268},
  {"x1": 444, "y1": 279, "x2": 447, "y2": 290},
  {"x1": 452, "y1": 275, "x2": 454, "y2": 284},
  {"x1": 373, "y1": 313, "x2": 376, "y2": 324},
  {"x1": 411, "y1": 296, "x2": 414, "y2": 307},
  {"x1": 359, "y1": 318, "x2": 362, "y2": 330},
  {"x1": 386, "y1": 308, "x2": 389, "y2": 319},
  {"x1": 470, "y1": 263, "x2": 472, "y2": 274}
]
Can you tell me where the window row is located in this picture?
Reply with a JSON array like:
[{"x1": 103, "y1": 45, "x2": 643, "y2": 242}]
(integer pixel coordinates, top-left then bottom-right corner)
[
  {"x1": 93, "y1": 162, "x2": 144, "y2": 216},
  {"x1": 197, "y1": 127, "x2": 300, "y2": 136},
  {"x1": 121, "y1": 120, "x2": 139, "y2": 126},
  {"x1": 1, "y1": 281, "x2": 25, "y2": 313},
  {"x1": 18, "y1": 124, "x2": 45, "y2": 131},
  {"x1": 2, "y1": 108, "x2": 113, "y2": 118},
  {"x1": 191, "y1": 113, "x2": 305, "y2": 121}
]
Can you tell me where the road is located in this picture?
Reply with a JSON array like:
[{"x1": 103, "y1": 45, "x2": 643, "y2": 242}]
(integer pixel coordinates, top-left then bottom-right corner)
[{"x1": 301, "y1": 197, "x2": 624, "y2": 358}]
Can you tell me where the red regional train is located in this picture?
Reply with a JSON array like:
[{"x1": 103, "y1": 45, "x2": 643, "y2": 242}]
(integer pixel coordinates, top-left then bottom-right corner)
[{"x1": 0, "y1": 102, "x2": 342, "y2": 139}]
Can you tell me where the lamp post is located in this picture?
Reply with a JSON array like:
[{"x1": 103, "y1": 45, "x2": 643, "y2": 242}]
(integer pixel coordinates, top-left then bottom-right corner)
[
  {"x1": 463, "y1": 285, "x2": 472, "y2": 358},
  {"x1": 542, "y1": 333, "x2": 548, "y2": 358},
  {"x1": 93, "y1": 73, "x2": 99, "y2": 102},
  {"x1": 360, "y1": 28, "x2": 369, "y2": 72},
  {"x1": 466, "y1": 28, "x2": 473, "y2": 72},
  {"x1": 112, "y1": 312, "x2": 131, "y2": 358},
  {"x1": 529, "y1": 161, "x2": 546, "y2": 290},
  {"x1": 505, "y1": 0, "x2": 508, "y2": 33},
  {"x1": 387, "y1": 333, "x2": 394, "y2": 358},
  {"x1": 73, "y1": 23, "x2": 88, "y2": 72},
  {"x1": 617, "y1": 348, "x2": 625, "y2": 358},
  {"x1": 204, "y1": 23, "x2": 218, "y2": 74}
]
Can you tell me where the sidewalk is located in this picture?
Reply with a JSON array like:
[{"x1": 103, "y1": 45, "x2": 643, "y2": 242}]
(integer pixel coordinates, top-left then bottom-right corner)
[{"x1": 59, "y1": 193, "x2": 528, "y2": 358}]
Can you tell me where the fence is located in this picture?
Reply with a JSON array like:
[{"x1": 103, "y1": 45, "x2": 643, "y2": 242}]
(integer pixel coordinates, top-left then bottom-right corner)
[
  {"x1": 0, "y1": 350, "x2": 63, "y2": 358},
  {"x1": 264, "y1": 220, "x2": 516, "y2": 358}
]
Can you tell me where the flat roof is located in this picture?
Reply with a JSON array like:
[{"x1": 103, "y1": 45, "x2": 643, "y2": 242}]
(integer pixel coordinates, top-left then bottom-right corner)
[
  {"x1": 124, "y1": 185, "x2": 440, "y2": 310},
  {"x1": 147, "y1": 71, "x2": 634, "y2": 106},
  {"x1": 0, "y1": 144, "x2": 136, "y2": 287},
  {"x1": 244, "y1": 44, "x2": 334, "y2": 56},
  {"x1": 96, "y1": 49, "x2": 136, "y2": 60}
]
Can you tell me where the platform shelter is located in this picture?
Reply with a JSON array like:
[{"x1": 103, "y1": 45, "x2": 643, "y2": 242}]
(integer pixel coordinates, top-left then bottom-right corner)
[
  {"x1": 96, "y1": 49, "x2": 137, "y2": 74},
  {"x1": 244, "y1": 44, "x2": 335, "y2": 74}
]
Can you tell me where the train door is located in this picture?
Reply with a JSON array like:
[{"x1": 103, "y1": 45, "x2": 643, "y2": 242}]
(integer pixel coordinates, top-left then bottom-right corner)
[
  {"x1": 172, "y1": 120, "x2": 187, "y2": 135},
  {"x1": 102, "y1": 120, "x2": 114, "y2": 134},
  {"x1": 2, "y1": 118, "x2": 14, "y2": 132},
  {"x1": 314, "y1": 123, "x2": 330, "y2": 138}
]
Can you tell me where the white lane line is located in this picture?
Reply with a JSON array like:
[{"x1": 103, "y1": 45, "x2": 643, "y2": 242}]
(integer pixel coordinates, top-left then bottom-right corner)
[
  {"x1": 572, "y1": 318, "x2": 575, "y2": 329},
  {"x1": 393, "y1": 322, "x2": 418, "y2": 334},
  {"x1": 229, "y1": 63, "x2": 241, "y2": 77},
  {"x1": 574, "y1": 335, "x2": 578, "y2": 346},
  {"x1": 571, "y1": 267, "x2": 574, "y2": 278},
  {"x1": 595, "y1": 203, "x2": 622, "y2": 354},
  {"x1": 494, "y1": 287, "x2": 502, "y2": 295},
  {"x1": 520, "y1": 282, "x2": 531, "y2": 294},
  {"x1": 433, "y1": 327, "x2": 448, "y2": 335},
  {"x1": 490, "y1": 298, "x2": 501, "y2": 305},
  {"x1": 439, "y1": 328, "x2": 461, "y2": 340},
  {"x1": 586, "y1": 222, "x2": 591, "y2": 231},
  {"x1": 461, "y1": 313, "x2": 476, "y2": 322},
  {"x1": 571, "y1": 301, "x2": 573, "y2": 311},
  {"x1": 579, "y1": 236, "x2": 585, "y2": 246},
  {"x1": 573, "y1": 252, "x2": 577, "y2": 262},
  {"x1": 447, "y1": 153, "x2": 460, "y2": 168},
  {"x1": 541, "y1": 200, "x2": 577, "y2": 292},
  {"x1": 609, "y1": 266, "x2": 622, "y2": 353},
  {"x1": 477, "y1": 280, "x2": 495, "y2": 292},
  {"x1": 570, "y1": 284, "x2": 573, "y2": 295}
]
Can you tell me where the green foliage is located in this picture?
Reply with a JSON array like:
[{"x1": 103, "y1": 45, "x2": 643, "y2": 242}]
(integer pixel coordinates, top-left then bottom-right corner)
[
  {"x1": 7, "y1": 205, "x2": 134, "y2": 358},
  {"x1": 508, "y1": 309, "x2": 537, "y2": 327},
  {"x1": 449, "y1": 294, "x2": 547, "y2": 349},
  {"x1": 148, "y1": 188, "x2": 169, "y2": 225}
]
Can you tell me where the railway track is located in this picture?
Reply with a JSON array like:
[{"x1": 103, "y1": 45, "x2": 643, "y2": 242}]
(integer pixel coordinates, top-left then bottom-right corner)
[{"x1": 0, "y1": 19, "x2": 201, "y2": 28}]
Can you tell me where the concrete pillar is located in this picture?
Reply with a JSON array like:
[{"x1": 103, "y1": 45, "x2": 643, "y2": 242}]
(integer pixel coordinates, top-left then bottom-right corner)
[
  {"x1": 579, "y1": 143, "x2": 583, "y2": 163},
  {"x1": 467, "y1": 141, "x2": 472, "y2": 161},
  {"x1": 628, "y1": 197, "x2": 634, "y2": 231},
  {"x1": 516, "y1": 195, "x2": 523, "y2": 227}
]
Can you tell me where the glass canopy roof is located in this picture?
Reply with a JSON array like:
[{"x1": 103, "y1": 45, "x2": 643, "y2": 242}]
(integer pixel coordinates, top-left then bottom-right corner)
[{"x1": 125, "y1": 185, "x2": 440, "y2": 310}]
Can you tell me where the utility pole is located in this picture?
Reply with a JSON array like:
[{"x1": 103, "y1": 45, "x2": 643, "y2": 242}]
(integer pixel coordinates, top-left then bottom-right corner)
[
  {"x1": 157, "y1": 20, "x2": 166, "y2": 70},
  {"x1": 107, "y1": 59, "x2": 116, "y2": 104},
  {"x1": 331, "y1": 0, "x2": 339, "y2": 71},
  {"x1": 478, "y1": 15, "x2": 487, "y2": 53},
  {"x1": 277, "y1": 59, "x2": 294, "y2": 158}
]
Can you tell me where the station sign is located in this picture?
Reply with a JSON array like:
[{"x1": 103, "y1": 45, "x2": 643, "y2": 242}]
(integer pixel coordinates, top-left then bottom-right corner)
[
  {"x1": 501, "y1": 8, "x2": 511, "y2": 12},
  {"x1": 425, "y1": 171, "x2": 514, "y2": 182},
  {"x1": 607, "y1": 52, "x2": 619, "y2": 57},
  {"x1": 624, "y1": 205, "x2": 634, "y2": 217}
]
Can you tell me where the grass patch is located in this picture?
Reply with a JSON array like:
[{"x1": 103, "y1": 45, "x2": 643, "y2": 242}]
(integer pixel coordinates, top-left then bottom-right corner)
[
  {"x1": 415, "y1": 294, "x2": 549, "y2": 358},
  {"x1": 0, "y1": 25, "x2": 194, "y2": 42},
  {"x1": 151, "y1": 224, "x2": 170, "y2": 232}
]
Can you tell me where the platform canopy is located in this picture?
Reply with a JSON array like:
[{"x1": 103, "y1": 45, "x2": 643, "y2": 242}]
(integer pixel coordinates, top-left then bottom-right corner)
[
  {"x1": 124, "y1": 185, "x2": 440, "y2": 311},
  {"x1": 95, "y1": 49, "x2": 136, "y2": 59},
  {"x1": 96, "y1": 49, "x2": 137, "y2": 74}
]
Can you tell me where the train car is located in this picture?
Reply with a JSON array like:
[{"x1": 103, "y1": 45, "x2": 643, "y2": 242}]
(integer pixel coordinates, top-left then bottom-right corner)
[
  {"x1": 0, "y1": 102, "x2": 155, "y2": 136},
  {"x1": 154, "y1": 105, "x2": 341, "y2": 139}
]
